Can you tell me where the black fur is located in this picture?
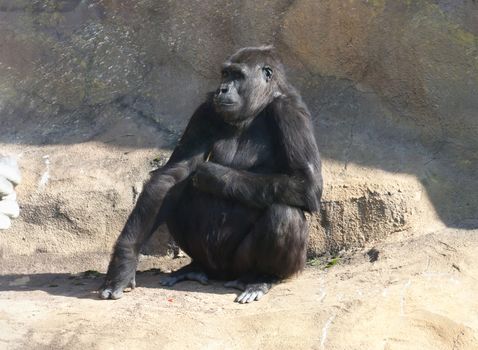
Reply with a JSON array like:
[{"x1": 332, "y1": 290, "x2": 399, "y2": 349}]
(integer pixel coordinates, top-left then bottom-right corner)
[{"x1": 100, "y1": 46, "x2": 323, "y2": 303}]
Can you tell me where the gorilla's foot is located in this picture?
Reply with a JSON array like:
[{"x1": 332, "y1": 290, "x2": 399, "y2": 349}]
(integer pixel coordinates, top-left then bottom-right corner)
[
  {"x1": 224, "y1": 274, "x2": 277, "y2": 303},
  {"x1": 236, "y1": 282, "x2": 270, "y2": 303},
  {"x1": 160, "y1": 262, "x2": 209, "y2": 287},
  {"x1": 99, "y1": 271, "x2": 136, "y2": 300}
]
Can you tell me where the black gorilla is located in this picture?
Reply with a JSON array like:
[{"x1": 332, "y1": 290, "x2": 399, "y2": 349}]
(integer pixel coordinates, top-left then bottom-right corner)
[{"x1": 100, "y1": 46, "x2": 323, "y2": 303}]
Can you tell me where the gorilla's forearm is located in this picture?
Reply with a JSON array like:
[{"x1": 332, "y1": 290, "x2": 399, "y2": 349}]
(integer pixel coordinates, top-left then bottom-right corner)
[
  {"x1": 121, "y1": 160, "x2": 196, "y2": 247},
  {"x1": 104, "y1": 159, "x2": 196, "y2": 296},
  {"x1": 194, "y1": 162, "x2": 321, "y2": 211}
]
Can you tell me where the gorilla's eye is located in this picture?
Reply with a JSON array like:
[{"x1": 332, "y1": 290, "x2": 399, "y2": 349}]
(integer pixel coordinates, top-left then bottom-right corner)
[
  {"x1": 263, "y1": 66, "x2": 273, "y2": 81},
  {"x1": 221, "y1": 70, "x2": 229, "y2": 78}
]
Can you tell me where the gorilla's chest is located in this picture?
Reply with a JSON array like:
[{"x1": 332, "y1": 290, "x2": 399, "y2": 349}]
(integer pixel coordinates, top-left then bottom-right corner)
[{"x1": 209, "y1": 115, "x2": 279, "y2": 172}]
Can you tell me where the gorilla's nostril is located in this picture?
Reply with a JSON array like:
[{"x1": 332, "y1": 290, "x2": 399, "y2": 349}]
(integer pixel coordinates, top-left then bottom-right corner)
[{"x1": 221, "y1": 87, "x2": 228, "y2": 94}]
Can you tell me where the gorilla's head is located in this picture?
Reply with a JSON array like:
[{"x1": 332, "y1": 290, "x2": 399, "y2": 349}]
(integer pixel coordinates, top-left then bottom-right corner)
[{"x1": 213, "y1": 46, "x2": 286, "y2": 125}]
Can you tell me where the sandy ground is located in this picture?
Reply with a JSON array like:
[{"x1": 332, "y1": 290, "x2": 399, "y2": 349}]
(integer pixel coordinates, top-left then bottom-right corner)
[{"x1": 1, "y1": 228, "x2": 477, "y2": 350}]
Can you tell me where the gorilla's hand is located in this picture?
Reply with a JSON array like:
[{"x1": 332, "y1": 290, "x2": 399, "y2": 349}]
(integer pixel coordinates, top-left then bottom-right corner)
[
  {"x1": 193, "y1": 162, "x2": 230, "y2": 194},
  {"x1": 99, "y1": 247, "x2": 137, "y2": 300}
]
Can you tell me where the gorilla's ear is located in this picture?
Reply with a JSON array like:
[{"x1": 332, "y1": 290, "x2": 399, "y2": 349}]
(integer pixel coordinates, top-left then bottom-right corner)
[{"x1": 263, "y1": 66, "x2": 273, "y2": 82}]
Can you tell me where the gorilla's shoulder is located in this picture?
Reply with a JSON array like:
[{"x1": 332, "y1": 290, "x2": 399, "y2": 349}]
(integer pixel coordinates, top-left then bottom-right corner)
[{"x1": 270, "y1": 92, "x2": 311, "y2": 120}]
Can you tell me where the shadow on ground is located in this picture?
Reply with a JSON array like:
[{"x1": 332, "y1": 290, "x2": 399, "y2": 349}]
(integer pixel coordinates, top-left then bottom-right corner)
[{"x1": 0, "y1": 269, "x2": 239, "y2": 300}]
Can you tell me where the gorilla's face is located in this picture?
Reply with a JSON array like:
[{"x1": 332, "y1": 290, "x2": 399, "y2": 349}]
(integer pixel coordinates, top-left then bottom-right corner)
[{"x1": 214, "y1": 61, "x2": 274, "y2": 125}]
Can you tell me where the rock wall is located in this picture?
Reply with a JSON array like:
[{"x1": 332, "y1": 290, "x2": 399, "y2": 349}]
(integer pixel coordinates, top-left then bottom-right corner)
[{"x1": 0, "y1": 0, "x2": 476, "y2": 259}]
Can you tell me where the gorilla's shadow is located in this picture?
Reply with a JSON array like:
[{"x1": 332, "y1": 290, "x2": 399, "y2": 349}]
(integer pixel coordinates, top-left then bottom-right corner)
[{"x1": 0, "y1": 269, "x2": 234, "y2": 300}]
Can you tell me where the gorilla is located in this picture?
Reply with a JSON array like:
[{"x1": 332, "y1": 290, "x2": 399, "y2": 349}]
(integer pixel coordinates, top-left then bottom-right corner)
[{"x1": 100, "y1": 46, "x2": 323, "y2": 303}]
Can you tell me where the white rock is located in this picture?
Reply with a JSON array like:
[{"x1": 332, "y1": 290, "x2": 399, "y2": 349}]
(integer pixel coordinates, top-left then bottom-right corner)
[
  {"x1": 2, "y1": 192, "x2": 16, "y2": 201},
  {"x1": 0, "y1": 212, "x2": 11, "y2": 230},
  {"x1": 0, "y1": 199, "x2": 20, "y2": 218},
  {"x1": 0, "y1": 156, "x2": 21, "y2": 185},
  {"x1": 0, "y1": 176, "x2": 13, "y2": 196}
]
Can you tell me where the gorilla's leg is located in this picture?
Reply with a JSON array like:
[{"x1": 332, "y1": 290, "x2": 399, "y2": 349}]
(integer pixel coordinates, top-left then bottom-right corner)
[
  {"x1": 160, "y1": 261, "x2": 209, "y2": 287},
  {"x1": 227, "y1": 204, "x2": 308, "y2": 303},
  {"x1": 100, "y1": 174, "x2": 186, "y2": 300}
]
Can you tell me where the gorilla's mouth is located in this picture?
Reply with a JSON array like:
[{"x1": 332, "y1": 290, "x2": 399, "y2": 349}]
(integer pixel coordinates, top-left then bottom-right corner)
[
  {"x1": 219, "y1": 103, "x2": 237, "y2": 108},
  {"x1": 214, "y1": 99, "x2": 238, "y2": 108}
]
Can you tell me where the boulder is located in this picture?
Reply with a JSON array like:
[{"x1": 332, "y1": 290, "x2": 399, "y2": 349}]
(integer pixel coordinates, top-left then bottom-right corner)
[{"x1": 0, "y1": 0, "x2": 475, "y2": 258}]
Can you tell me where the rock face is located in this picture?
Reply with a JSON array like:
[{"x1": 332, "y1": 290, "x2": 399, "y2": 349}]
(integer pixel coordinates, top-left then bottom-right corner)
[{"x1": 0, "y1": 0, "x2": 476, "y2": 258}]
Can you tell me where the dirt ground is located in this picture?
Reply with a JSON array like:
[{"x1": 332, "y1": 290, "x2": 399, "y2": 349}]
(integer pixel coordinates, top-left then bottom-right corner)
[{"x1": 1, "y1": 228, "x2": 477, "y2": 350}]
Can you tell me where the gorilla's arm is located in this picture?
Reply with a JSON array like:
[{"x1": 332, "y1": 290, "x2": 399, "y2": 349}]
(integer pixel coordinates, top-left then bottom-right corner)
[
  {"x1": 127, "y1": 101, "x2": 214, "y2": 233},
  {"x1": 194, "y1": 97, "x2": 323, "y2": 212},
  {"x1": 100, "y1": 103, "x2": 213, "y2": 299}
]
